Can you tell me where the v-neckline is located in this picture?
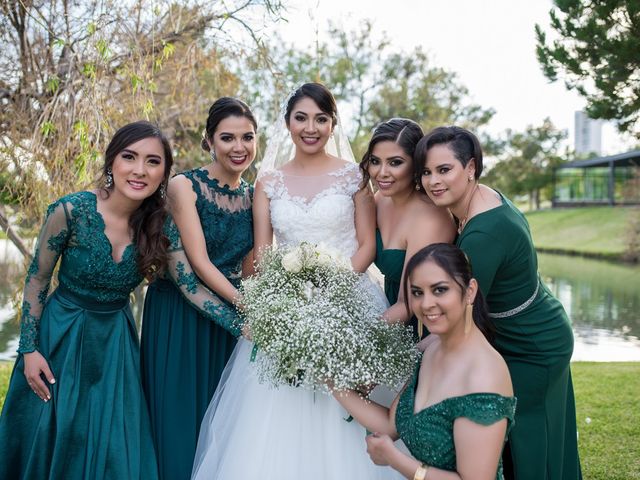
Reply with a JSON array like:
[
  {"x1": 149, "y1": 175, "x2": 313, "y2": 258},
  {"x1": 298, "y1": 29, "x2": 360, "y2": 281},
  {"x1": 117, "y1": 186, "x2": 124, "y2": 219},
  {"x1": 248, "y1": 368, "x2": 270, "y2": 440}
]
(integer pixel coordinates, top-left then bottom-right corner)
[{"x1": 88, "y1": 191, "x2": 134, "y2": 265}]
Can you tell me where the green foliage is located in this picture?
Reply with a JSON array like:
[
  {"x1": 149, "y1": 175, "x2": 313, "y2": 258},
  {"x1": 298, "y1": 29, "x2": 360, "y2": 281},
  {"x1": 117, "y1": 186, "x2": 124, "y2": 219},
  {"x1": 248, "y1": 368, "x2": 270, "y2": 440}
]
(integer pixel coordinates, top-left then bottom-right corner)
[
  {"x1": 536, "y1": 0, "x2": 640, "y2": 137},
  {"x1": 239, "y1": 19, "x2": 494, "y2": 160},
  {"x1": 485, "y1": 119, "x2": 567, "y2": 209}
]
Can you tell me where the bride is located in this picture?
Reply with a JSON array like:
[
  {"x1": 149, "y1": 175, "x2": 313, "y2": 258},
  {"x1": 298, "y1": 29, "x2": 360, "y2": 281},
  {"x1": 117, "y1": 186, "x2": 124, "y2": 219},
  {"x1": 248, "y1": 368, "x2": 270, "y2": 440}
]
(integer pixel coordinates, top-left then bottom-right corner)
[{"x1": 191, "y1": 83, "x2": 402, "y2": 479}]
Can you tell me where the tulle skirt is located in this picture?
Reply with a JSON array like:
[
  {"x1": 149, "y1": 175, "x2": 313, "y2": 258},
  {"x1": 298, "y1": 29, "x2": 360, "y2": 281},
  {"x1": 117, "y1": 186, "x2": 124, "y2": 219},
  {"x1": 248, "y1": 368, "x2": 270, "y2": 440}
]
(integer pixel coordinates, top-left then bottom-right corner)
[{"x1": 191, "y1": 338, "x2": 404, "y2": 480}]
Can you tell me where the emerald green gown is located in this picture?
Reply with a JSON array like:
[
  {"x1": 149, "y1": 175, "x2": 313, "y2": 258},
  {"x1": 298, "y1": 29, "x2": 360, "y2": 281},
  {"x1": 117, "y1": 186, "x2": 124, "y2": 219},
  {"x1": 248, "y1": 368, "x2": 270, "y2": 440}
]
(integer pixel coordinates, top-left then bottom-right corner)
[
  {"x1": 374, "y1": 229, "x2": 405, "y2": 305},
  {"x1": 140, "y1": 168, "x2": 253, "y2": 480},
  {"x1": 0, "y1": 191, "x2": 158, "y2": 479},
  {"x1": 457, "y1": 193, "x2": 582, "y2": 480},
  {"x1": 395, "y1": 357, "x2": 516, "y2": 479}
]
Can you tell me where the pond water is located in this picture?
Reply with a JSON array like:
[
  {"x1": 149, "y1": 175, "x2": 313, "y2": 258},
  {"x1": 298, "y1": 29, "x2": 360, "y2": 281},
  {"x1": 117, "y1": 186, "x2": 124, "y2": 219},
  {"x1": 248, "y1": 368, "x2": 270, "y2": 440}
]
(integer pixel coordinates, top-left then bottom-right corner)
[{"x1": 0, "y1": 240, "x2": 639, "y2": 362}]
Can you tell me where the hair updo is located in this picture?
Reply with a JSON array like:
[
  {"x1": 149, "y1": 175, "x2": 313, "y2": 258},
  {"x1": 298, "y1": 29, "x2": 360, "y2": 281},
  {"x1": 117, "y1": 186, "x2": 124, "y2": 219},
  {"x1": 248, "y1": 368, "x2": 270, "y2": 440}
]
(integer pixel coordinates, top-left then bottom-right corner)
[
  {"x1": 284, "y1": 83, "x2": 338, "y2": 127},
  {"x1": 201, "y1": 97, "x2": 257, "y2": 152},
  {"x1": 360, "y1": 118, "x2": 424, "y2": 188},
  {"x1": 415, "y1": 126, "x2": 484, "y2": 179}
]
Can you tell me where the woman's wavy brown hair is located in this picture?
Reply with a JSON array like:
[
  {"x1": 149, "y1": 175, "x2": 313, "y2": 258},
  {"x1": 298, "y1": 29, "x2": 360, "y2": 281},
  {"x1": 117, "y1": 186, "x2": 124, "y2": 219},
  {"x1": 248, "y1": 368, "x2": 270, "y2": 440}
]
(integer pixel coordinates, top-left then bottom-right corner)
[{"x1": 99, "y1": 121, "x2": 174, "y2": 280}]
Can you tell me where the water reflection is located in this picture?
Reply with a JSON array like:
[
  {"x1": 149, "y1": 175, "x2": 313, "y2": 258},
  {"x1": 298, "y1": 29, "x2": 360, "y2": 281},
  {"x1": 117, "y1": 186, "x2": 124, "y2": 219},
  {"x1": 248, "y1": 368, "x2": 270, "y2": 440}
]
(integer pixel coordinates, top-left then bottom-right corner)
[
  {"x1": 1, "y1": 241, "x2": 639, "y2": 361},
  {"x1": 538, "y1": 253, "x2": 640, "y2": 361}
]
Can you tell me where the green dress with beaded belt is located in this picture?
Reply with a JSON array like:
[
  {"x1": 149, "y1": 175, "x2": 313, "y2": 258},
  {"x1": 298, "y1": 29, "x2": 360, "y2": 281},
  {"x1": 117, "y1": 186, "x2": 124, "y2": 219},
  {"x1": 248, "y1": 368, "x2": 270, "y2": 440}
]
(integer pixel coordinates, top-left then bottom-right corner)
[
  {"x1": 141, "y1": 168, "x2": 253, "y2": 480},
  {"x1": 456, "y1": 192, "x2": 582, "y2": 480},
  {"x1": 0, "y1": 191, "x2": 158, "y2": 480},
  {"x1": 395, "y1": 357, "x2": 516, "y2": 479}
]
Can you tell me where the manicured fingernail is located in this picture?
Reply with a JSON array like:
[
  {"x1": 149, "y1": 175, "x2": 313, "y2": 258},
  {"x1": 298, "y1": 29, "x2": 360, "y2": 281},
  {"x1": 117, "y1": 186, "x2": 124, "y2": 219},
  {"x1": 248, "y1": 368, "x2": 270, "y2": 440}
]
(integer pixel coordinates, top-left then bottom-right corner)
[{"x1": 50, "y1": 378, "x2": 56, "y2": 384}]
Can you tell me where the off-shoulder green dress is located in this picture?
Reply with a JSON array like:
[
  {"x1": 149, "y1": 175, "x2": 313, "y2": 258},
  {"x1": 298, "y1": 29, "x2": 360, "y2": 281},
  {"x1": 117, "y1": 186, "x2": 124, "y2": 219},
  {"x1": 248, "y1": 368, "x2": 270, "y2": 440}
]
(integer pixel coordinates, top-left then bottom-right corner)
[
  {"x1": 140, "y1": 168, "x2": 253, "y2": 480},
  {"x1": 395, "y1": 358, "x2": 516, "y2": 479},
  {"x1": 374, "y1": 229, "x2": 405, "y2": 305},
  {"x1": 0, "y1": 191, "x2": 158, "y2": 479},
  {"x1": 457, "y1": 193, "x2": 582, "y2": 479}
]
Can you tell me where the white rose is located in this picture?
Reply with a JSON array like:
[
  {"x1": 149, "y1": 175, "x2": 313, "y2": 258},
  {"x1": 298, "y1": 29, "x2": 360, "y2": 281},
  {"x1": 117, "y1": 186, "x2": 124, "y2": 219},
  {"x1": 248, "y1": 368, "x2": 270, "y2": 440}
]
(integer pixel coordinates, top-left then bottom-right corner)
[{"x1": 282, "y1": 250, "x2": 304, "y2": 273}]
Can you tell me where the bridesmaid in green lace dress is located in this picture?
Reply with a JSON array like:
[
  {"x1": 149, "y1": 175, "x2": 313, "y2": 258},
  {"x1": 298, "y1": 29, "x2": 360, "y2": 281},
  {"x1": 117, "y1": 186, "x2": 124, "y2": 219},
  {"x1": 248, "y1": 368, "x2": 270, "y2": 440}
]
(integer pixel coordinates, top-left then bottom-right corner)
[
  {"x1": 0, "y1": 121, "x2": 173, "y2": 479},
  {"x1": 334, "y1": 243, "x2": 515, "y2": 480},
  {"x1": 360, "y1": 119, "x2": 455, "y2": 326},
  {"x1": 418, "y1": 126, "x2": 582, "y2": 479},
  {"x1": 140, "y1": 97, "x2": 256, "y2": 480}
]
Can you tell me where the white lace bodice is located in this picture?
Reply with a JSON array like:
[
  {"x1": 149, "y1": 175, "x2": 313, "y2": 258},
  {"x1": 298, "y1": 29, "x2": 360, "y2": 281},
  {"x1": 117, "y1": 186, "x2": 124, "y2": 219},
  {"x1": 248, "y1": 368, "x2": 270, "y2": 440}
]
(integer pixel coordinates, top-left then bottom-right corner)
[{"x1": 261, "y1": 162, "x2": 361, "y2": 258}]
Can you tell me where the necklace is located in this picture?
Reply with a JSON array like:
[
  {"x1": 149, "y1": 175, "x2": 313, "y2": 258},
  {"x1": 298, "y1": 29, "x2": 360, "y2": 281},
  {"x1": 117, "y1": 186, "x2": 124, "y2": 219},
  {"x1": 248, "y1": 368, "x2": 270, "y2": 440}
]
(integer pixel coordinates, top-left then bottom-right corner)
[{"x1": 457, "y1": 184, "x2": 479, "y2": 234}]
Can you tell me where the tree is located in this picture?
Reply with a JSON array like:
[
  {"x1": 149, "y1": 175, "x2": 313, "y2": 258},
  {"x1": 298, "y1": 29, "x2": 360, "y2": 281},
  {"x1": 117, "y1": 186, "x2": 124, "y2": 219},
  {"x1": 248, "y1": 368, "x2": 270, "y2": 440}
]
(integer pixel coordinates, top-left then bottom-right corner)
[
  {"x1": 535, "y1": 0, "x2": 640, "y2": 136},
  {"x1": 239, "y1": 20, "x2": 494, "y2": 160},
  {"x1": 0, "y1": 0, "x2": 283, "y2": 255},
  {"x1": 484, "y1": 119, "x2": 567, "y2": 210}
]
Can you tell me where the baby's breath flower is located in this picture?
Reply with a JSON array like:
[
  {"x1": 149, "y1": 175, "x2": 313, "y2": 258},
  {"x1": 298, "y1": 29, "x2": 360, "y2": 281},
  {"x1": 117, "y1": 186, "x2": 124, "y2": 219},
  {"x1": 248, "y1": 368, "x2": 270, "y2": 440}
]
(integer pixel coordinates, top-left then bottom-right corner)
[{"x1": 241, "y1": 243, "x2": 418, "y2": 393}]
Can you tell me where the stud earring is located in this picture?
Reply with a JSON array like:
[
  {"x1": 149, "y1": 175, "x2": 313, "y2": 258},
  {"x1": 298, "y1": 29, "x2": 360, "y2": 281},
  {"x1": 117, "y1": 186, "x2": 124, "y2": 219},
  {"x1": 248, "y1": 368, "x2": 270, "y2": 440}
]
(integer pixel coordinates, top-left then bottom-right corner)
[{"x1": 105, "y1": 168, "x2": 113, "y2": 189}]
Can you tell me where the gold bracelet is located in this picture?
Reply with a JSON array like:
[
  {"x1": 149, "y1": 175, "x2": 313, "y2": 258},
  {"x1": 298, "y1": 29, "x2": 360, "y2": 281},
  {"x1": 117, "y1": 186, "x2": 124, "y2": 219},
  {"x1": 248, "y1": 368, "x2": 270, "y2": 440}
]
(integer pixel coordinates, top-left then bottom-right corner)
[{"x1": 413, "y1": 463, "x2": 429, "y2": 480}]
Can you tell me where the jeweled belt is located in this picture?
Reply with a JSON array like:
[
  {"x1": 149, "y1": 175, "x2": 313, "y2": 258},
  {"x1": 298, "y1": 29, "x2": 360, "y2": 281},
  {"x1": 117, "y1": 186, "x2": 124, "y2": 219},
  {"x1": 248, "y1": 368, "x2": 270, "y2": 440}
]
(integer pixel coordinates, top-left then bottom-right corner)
[{"x1": 488, "y1": 280, "x2": 540, "y2": 319}]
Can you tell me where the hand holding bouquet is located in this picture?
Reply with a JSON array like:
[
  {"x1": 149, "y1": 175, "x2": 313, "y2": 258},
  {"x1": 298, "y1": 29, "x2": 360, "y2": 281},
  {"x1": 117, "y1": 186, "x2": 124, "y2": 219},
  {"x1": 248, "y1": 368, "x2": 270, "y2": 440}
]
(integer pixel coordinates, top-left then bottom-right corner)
[{"x1": 240, "y1": 243, "x2": 418, "y2": 393}]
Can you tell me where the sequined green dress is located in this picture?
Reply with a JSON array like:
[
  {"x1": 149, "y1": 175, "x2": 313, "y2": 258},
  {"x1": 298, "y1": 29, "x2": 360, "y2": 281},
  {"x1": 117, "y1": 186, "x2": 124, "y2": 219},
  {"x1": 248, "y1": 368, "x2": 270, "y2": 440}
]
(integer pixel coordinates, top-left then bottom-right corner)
[
  {"x1": 141, "y1": 168, "x2": 253, "y2": 480},
  {"x1": 395, "y1": 358, "x2": 516, "y2": 479},
  {"x1": 457, "y1": 193, "x2": 582, "y2": 479},
  {"x1": 0, "y1": 191, "x2": 158, "y2": 480}
]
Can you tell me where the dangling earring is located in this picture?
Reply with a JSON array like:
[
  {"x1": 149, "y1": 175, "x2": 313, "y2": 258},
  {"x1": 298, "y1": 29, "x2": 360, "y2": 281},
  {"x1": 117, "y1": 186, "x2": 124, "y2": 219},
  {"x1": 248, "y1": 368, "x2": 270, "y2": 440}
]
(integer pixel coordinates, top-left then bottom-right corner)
[
  {"x1": 468, "y1": 175, "x2": 473, "y2": 183},
  {"x1": 415, "y1": 181, "x2": 421, "y2": 191},
  {"x1": 417, "y1": 317, "x2": 423, "y2": 339},
  {"x1": 210, "y1": 149, "x2": 216, "y2": 162},
  {"x1": 465, "y1": 303, "x2": 473, "y2": 334},
  {"x1": 105, "y1": 168, "x2": 113, "y2": 189},
  {"x1": 159, "y1": 183, "x2": 166, "y2": 199}
]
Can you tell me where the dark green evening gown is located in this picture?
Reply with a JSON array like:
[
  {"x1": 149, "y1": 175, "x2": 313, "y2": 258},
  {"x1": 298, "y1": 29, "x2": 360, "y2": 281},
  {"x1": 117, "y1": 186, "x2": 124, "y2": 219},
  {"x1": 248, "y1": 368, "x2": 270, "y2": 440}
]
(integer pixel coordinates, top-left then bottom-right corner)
[
  {"x1": 395, "y1": 357, "x2": 516, "y2": 479},
  {"x1": 457, "y1": 193, "x2": 582, "y2": 480},
  {"x1": 374, "y1": 229, "x2": 405, "y2": 305},
  {"x1": 0, "y1": 191, "x2": 158, "y2": 480},
  {"x1": 140, "y1": 168, "x2": 253, "y2": 480},
  {"x1": 375, "y1": 229, "x2": 425, "y2": 338}
]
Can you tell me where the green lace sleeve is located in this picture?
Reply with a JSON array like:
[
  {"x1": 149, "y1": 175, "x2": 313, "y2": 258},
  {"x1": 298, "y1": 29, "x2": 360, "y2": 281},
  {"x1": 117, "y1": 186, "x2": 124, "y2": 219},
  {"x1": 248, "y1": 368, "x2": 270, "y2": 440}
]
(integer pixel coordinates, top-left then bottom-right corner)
[
  {"x1": 164, "y1": 217, "x2": 243, "y2": 337},
  {"x1": 453, "y1": 393, "x2": 517, "y2": 430},
  {"x1": 18, "y1": 200, "x2": 70, "y2": 353}
]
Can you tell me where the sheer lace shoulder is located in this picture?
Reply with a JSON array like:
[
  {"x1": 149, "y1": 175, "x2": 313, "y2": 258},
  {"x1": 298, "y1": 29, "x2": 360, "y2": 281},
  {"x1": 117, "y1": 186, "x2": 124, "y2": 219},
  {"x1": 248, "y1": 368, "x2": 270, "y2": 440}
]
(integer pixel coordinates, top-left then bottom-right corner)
[
  {"x1": 163, "y1": 216, "x2": 243, "y2": 337},
  {"x1": 18, "y1": 194, "x2": 76, "y2": 352},
  {"x1": 264, "y1": 162, "x2": 361, "y2": 257},
  {"x1": 261, "y1": 162, "x2": 360, "y2": 205}
]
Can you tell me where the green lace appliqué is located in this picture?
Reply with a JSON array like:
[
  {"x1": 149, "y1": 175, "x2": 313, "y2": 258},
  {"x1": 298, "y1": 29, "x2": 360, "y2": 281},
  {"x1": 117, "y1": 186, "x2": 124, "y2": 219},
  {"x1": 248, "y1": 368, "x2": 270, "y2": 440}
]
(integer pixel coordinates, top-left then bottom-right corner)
[{"x1": 175, "y1": 261, "x2": 198, "y2": 294}]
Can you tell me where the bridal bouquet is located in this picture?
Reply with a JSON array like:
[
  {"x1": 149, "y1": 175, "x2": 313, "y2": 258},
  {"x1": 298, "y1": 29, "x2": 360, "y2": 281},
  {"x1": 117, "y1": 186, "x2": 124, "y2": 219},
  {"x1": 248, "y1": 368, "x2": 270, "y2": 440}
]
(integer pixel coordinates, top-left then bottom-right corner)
[{"x1": 240, "y1": 242, "x2": 418, "y2": 393}]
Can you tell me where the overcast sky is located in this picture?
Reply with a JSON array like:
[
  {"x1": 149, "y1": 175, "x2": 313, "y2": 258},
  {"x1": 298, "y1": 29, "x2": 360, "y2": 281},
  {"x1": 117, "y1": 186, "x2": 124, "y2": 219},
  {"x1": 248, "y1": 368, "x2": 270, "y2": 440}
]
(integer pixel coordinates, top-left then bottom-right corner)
[{"x1": 265, "y1": 0, "x2": 635, "y2": 155}]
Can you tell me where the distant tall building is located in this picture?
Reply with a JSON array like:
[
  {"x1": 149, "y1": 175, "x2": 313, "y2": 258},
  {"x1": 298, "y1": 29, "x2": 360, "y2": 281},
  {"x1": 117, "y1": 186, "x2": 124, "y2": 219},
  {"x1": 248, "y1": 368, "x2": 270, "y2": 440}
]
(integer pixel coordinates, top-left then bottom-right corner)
[{"x1": 574, "y1": 111, "x2": 602, "y2": 155}]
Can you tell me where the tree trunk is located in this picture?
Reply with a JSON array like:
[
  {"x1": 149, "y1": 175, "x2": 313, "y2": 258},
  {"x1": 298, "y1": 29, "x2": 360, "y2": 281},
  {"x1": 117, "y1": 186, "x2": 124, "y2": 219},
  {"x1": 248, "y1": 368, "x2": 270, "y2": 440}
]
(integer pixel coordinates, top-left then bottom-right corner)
[{"x1": 0, "y1": 205, "x2": 33, "y2": 261}]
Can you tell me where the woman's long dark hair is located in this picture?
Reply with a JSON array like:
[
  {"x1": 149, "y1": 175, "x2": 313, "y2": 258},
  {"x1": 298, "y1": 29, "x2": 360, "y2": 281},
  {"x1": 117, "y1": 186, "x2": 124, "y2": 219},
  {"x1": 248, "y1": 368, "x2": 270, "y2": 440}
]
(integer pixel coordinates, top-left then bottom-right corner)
[
  {"x1": 403, "y1": 243, "x2": 495, "y2": 342},
  {"x1": 100, "y1": 121, "x2": 174, "y2": 280},
  {"x1": 360, "y1": 118, "x2": 424, "y2": 189}
]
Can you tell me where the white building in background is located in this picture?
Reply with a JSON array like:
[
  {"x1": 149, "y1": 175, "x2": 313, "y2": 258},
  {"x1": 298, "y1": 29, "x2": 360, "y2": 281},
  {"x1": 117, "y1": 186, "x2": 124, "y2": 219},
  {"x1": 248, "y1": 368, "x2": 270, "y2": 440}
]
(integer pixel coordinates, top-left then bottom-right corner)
[{"x1": 574, "y1": 111, "x2": 603, "y2": 156}]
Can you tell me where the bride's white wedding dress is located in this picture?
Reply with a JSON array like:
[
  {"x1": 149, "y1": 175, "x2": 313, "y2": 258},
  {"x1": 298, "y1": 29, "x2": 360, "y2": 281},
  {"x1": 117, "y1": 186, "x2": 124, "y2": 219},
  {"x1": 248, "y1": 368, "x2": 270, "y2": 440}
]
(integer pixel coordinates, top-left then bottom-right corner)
[{"x1": 191, "y1": 162, "x2": 402, "y2": 479}]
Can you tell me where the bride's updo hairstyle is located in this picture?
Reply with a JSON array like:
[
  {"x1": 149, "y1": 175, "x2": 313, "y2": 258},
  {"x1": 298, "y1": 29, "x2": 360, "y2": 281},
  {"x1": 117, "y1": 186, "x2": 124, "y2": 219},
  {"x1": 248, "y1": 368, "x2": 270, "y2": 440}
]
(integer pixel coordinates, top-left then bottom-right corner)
[
  {"x1": 403, "y1": 243, "x2": 495, "y2": 343},
  {"x1": 201, "y1": 97, "x2": 258, "y2": 153},
  {"x1": 359, "y1": 118, "x2": 424, "y2": 189},
  {"x1": 415, "y1": 126, "x2": 484, "y2": 181},
  {"x1": 284, "y1": 83, "x2": 338, "y2": 128}
]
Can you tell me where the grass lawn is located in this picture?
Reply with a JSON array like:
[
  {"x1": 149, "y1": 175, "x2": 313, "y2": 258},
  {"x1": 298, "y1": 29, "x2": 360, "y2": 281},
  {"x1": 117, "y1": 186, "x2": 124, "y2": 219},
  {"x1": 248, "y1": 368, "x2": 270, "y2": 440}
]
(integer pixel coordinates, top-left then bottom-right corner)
[
  {"x1": 525, "y1": 206, "x2": 638, "y2": 259},
  {"x1": 0, "y1": 361, "x2": 638, "y2": 478}
]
